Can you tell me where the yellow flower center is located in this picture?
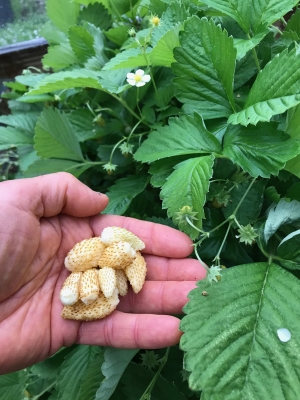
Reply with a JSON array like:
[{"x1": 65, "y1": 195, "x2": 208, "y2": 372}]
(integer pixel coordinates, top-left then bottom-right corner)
[
  {"x1": 134, "y1": 75, "x2": 142, "y2": 82},
  {"x1": 150, "y1": 16, "x2": 160, "y2": 26}
]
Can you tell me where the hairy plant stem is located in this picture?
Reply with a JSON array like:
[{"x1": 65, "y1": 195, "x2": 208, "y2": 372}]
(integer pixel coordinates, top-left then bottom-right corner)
[
  {"x1": 136, "y1": 87, "x2": 143, "y2": 117},
  {"x1": 280, "y1": 17, "x2": 287, "y2": 27},
  {"x1": 139, "y1": 347, "x2": 170, "y2": 400},
  {"x1": 109, "y1": 0, "x2": 123, "y2": 22},
  {"x1": 65, "y1": 161, "x2": 106, "y2": 173}
]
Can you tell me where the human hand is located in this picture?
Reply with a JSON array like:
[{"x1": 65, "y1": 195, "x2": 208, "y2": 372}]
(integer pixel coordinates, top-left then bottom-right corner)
[{"x1": 0, "y1": 173, "x2": 206, "y2": 374}]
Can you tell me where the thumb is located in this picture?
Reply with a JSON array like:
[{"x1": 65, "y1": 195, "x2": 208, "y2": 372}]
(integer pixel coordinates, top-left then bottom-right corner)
[{"x1": 1, "y1": 172, "x2": 109, "y2": 218}]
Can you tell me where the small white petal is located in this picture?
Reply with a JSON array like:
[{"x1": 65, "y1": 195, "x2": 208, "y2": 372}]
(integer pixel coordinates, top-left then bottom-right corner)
[
  {"x1": 142, "y1": 74, "x2": 151, "y2": 82},
  {"x1": 277, "y1": 328, "x2": 291, "y2": 342},
  {"x1": 135, "y1": 69, "x2": 145, "y2": 76},
  {"x1": 127, "y1": 79, "x2": 137, "y2": 86},
  {"x1": 136, "y1": 81, "x2": 146, "y2": 87},
  {"x1": 126, "y1": 73, "x2": 135, "y2": 80}
]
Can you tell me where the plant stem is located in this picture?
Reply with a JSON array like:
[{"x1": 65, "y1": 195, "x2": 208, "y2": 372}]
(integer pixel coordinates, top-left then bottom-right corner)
[
  {"x1": 186, "y1": 216, "x2": 204, "y2": 234},
  {"x1": 232, "y1": 178, "x2": 256, "y2": 215},
  {"x1": 109, "y1": 0, "x2": 122, "y2": 22},
  {"x1": 110, "y1": 93, "x2": 143, "y2": 122},
  {"x1": 247, "y1": 34, "x2": 261, "y2": 71},
  {"x1": 139, "y1": 347, "x2": 170, "y2": 400},
  {"x1": 136, "y1": 87, "x2": 143, "y2": 117},
  {"x1": 32, "y1": 382, "x2": 56, "y2": 400},
  {"x1": 109, "y1": 138, "x2": 126, "y2": 163},
  {"x1": 65, "y1": 161, "x2": 105, "y2": 173},
  {"x1": 280, "y1": 17, "x2": 287, "y2": 27},
  {"x1": 194, "y1": 245, "x2": 209, "y2": 272},
  {"x1": 213, "y1": 221, "x2": 233, "y2": 264},
  {"x1": 127, "y1": 119, "x2": 143, "y2": 143}
]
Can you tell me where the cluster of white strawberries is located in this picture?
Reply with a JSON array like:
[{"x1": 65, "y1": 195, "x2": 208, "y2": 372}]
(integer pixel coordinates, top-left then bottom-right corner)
[{"x1": 60, "y1": 226, "x2": 147, "y2": 321}]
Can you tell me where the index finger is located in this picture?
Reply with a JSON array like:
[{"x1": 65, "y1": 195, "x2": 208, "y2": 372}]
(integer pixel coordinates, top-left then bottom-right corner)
[{"x1": 90, "y1": 214, "x2": 193, "y2": 258}]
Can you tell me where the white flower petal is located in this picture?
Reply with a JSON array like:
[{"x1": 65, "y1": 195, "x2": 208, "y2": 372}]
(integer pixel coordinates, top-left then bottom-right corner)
[
  {"x1": 135, "y1": 69, "x2": 145, "y2": 77},
  {"x1": 126, "y1": 73, "x2": 135, "y2": 80},
  {"x1": 136, "y1": 81, "x2": 146, "y2": 87},
  {"x1": 142, "y1": 74, "x2": 151, "y2": 83},
  {"x1": 127, "y1": 79, "x2": 136, "y2": 86},
  {"x1": 277, "y1": 328, "x2": 291, "y2": 342}
]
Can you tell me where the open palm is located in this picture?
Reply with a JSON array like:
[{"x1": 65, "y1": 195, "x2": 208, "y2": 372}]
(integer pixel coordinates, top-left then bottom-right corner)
[{"x1": 0, "y1": 173, "x2": 206, "y2": 374}]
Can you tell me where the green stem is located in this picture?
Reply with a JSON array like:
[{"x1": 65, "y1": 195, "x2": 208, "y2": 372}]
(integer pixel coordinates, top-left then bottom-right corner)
[
  {"x1": 109, "y1": 138, "x2": 126, "y2": 163},
  {"x1": 232, "y1": 178, "x2": 256, "y2": 215},
  {"x1": 214, "y1": 221, "x2": 233, "y2": 264},
  {"x1": 65, "y1": 161, "x2": 105, "y2": 173},
  {"x1": 142, "y1": 46, "x2": 158, "y2": 95},
  {"x1": 127, "y1": 119, "x2": 143, "y2": 143},
  {"x1": 32, "y1": 382, "x2": 56, "y2": 400},
  {"x1": 110, "y1": 93, "x2": 147, "y2": 124},
  {"x1": 139, "y1": 348, "x2": 170, "y2": 400},
  {"x1": 109, "y1": 0, "x2": 123, "y2": 22},
  {"x1": 280, "y1": 17, "x2": 287, "y2": 27},
  {"x1": 247, "y1": 34, "x2": 261, "y2": 71},
  {"x1": 136, "y1": 87, "x2": 143, "y2": 117},
  {"x1": 194, "y1": 245, "x2": 209, "y2": 272},
  {"x1": 186, "y1": 216, "x2": 205, "y2": 234}
]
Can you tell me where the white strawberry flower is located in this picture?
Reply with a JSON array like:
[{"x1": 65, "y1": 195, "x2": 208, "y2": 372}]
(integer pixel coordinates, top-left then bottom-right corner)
[{"x1": 126, "y1": 69, "x2": 151, "y2": 87}]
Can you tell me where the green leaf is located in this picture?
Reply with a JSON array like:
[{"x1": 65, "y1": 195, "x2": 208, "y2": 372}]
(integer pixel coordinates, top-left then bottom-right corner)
[
  {"x1": 234, "y1": 31, "x2": 268, "y2": 60},
  {"x1": 229, "y1": 48, "x2": 300, "y2": 126},
  {"x1": 0, "y1": 371, "x2": 26, "y2": 400},
  {"x1": 103, "y1": 175, "x2": 149, "y2": 215},
  {"x1": 149, "y1": 156, "x2": 189, "y2": 188},
  {"x1": 0, "y1": 126, "x2": 33, "y2": 147},
  {"x1": 181, "y1": 262, "x2": 300, "y2": 399},
  {"x1": 103, "y1": 47, "x2": 149, "y2": 70},
  {"x1": 287, "y1": 182, "x2": 300, "y2": 201},
  {"x1": 23, "y1": 159, "x2": 90, "y2": 178},
  {"x1": 46, "y1": 0, "x2": 80, "y2": 34},
  {"x1": 222, "y1": 180, "x2": 265, "y2": 225},
  {"x1": 105, "y1": 26, "x2": 129, "y2": 46},
  {"x1": 17, "y1": 145, "x2": 40, "y2": 172},
  {"x1": 222, "y1": 123, "x2": 300, "y2": 178},
  {"x1": 79, "y1": 3, "x2": 112, "y2": 30},
  {"x1": 135, "y1": 113, "x2": 222, "y2": 163},
  {"x1": 0, "y1": 113, "x2": 39, "y2": 135},
  {"x1": 69, "y1": 109, "x2": 96, "y2": 142},
  {"x1": 150, "y1": 26, "x2": 181, "y2": 67},
  {"x1": 264, "y1": 199, "x2": 300, "y2": 243},
  {"x1": 172, "y1": 16, "x2": 236, "y2": 119},
  {"x1": 17, "y1": 94, "x2": 55, "y2": 103},
  {"x1": 42, "y1": 42, "x2": 79, "y2": 70},
  {"x1": 122, "y1": 362, "x2": 188, "y2": 400},
  {"x1": 34, "y1": 108, "x2": 83, "y2": 161},
  {"x1": 74, "y1": 0, "x2": 138, "y2": 15},
  {"x1": 69, "y1": 25, "x2": 95, "y2": 62},
  {"x1": 95, "y1": 348, "x2": 139, "y2": 400},
  {"x1": 284, "y1": 105, "x2": 300, "y2": 177},
  {"x1": 277, "y1": 229, "x2": 300, "y2": 269},
  {"x1": 200, "y1": 0, "x2": 298, "y2": 34},
  {"x1": 161, "y1": 155, "x2": 214, "y2": 239},
  {"x1": 54, "y1": 345, "x2": 104, "y2": 400},
  {"x1": 27, "y1": 70, "x2": 103, "y2": 95}
]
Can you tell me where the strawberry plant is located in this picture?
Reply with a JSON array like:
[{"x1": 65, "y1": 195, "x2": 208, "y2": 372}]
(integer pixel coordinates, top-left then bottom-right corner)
[{"x1": 2, "y1": 0, "x2": 300, "y2": 398}]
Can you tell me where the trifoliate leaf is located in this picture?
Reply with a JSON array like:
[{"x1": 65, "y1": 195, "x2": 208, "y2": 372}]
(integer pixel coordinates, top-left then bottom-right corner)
[
  {"x1": 134, "y1": 113, "x2": 221, "y2": 163},
  {"x1": 161, "y1": 155, "x2": 214, "y2": 239},
  {"x1": 0, "y1": 371, "x2": 26, "y2": 400},
  {"x1": 264, "y1": 199, "x2": 300, "y2": 243},
  {"x1": 181, "y1": 262, "x2": 300, "y2": 399},
  {"x1": 222, "y1": 123, "x2": 300, "y2": 178},
  {"x1": 172, "y1": 16, "x2": 236, "y2": 119},
  {"x1": 229, "y1": 48, "x2": 300, "y2": 126}
]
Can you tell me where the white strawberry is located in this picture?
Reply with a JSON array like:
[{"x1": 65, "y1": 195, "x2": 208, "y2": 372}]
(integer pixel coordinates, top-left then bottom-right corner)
[
  {"x1": 98, "y1": 267, "x2": 117, "y2": 298},
  {"x1": 115, "y1": 269, "x2": 128, "y2": 296},
  {"x1": 61, "y1": 289, "x2": 120, "y2": 321},
  {"x1": 79, "y1": 269, "x2": 100, "y2": 305},
  {"x1": 98, "y1": 241, "x2": 136, "y2": 269},
  {"x1": 60, "y1": 272, "x2": 82, "y2": 306},
  {"x1": 125, "y1": 252, "x2": 147, "y2": 294},
  {"x1": 101, "y1": 226, "x2": 145, "y2": 250},
  {"x1": 64, "y1": 237, "x2": 106, "y2": 272}
]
